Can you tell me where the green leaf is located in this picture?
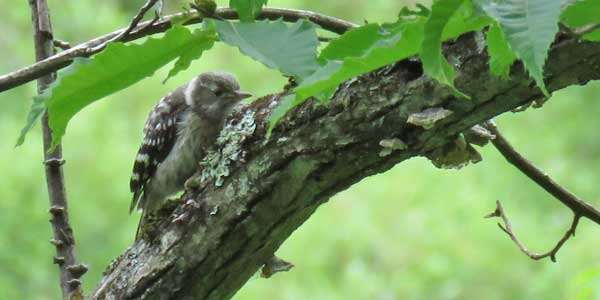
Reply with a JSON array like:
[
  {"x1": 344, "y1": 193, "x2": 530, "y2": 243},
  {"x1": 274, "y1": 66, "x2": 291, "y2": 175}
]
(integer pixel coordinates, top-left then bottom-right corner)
[
  {"x1": 19, "y1": 25, "x2": 217, "y2": 148},
  {"x1": 561, "y1": 0, "x2": 600, "y2": 41},
  {"x1": 398, "y1": 4, "x2": 430, "y2": 19},
  {"x1": 421, "y1": 0, "x2": 470, "y2": 98},
  {"x1": 212, "y1": 19, "x2": 320, "y2": 79},
  {"x1": 319, "y1": 23, "x2": 384, "y2": 62},
  {"x1": 476, "y1": 0, "x2": 562, "y2": 97},
  {"x1": 283, "y1": 19, "x2": 424, "y2": 117},
  {"x1": 442, "y1": 0, "x2": 492, "y2": 40},
  {"x1": 486, "y1": 23, "x2": 517, "y2": 79},
  {"x1": 229, "y1": 0, "x2": 268, "y2": 22},
  {"x1": 164, "y1": 23, "x2": 216, "y2": 83},
  {"x1": 15, "y1": 96, "x2": 45, "y2": 146}
]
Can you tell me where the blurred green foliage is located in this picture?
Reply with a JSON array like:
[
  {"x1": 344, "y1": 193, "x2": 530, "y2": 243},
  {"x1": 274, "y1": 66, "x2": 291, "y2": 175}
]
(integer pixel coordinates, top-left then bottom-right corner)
[{"x1": 0, "y1": 0, "x2": 599, "y2": 299}]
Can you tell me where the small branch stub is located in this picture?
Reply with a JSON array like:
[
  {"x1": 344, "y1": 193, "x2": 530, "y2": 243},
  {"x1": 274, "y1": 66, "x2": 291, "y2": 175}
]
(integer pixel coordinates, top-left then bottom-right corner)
[
  {"x1": 53, "y1": 39, "x2": 71, "y2": 50},
  {"x1": 67, "y1": 264, "x2": 89, "y2": 278},
  {"x1": 53, "y1": 256, "x2": 66, "y2": 265}
]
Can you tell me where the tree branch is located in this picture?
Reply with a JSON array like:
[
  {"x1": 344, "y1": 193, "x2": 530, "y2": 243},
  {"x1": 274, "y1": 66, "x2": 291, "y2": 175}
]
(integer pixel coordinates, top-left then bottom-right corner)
[
  {"x1": 89, "y1": 0, "x2": 160, "y2": 53},
  {"x1": 485, "y1": 200, "x2": 580, "y2": 262},
  {"x1": 485, "y1": 121, "x2": 600, "y2": 225},
  {"x1": 0, "y1": 7, "x2": 357, "y2": 93},
  {"x1": 89, "y1": 34, "x2": 600, "y2": 300},
  {"x1": 28, "y1": 1, "x2": 86, "y2": 300}
]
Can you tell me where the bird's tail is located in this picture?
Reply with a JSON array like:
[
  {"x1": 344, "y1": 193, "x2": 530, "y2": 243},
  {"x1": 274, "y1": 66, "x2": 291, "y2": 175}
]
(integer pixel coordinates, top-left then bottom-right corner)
[{"x1": 134, "y1": 209, "x2": 146, "y2": 241}]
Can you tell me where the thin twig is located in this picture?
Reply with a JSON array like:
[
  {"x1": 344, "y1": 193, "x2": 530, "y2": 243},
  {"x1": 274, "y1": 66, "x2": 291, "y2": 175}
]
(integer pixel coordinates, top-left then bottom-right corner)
[
  {"x1": 485, "y1": 200, "x2": 580, "y2": 262},
  {"x1": 0, "y1": 7, "x2": 357, "y2": 93},
  {"x1": 574, "y1": 23, "x2": 600, "y2": 37},
  {"x1": 559, "y1": 22, "x2": 600, "y2": 40},
  {"x1": 485, "y1": 121, "x2": 600, "y2": 225},
  {"x1": 90, "y1": 0, "x2": 160, "y2": 53},
  {"x1": 28, "y1": 1, "x2": 86, "y2": 300}
]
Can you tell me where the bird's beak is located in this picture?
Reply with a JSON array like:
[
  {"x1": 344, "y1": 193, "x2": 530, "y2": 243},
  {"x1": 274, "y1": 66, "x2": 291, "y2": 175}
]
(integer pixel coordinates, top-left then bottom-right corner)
[{"x1": 235, "y1": 90, "x2": 252, "y2": 99}]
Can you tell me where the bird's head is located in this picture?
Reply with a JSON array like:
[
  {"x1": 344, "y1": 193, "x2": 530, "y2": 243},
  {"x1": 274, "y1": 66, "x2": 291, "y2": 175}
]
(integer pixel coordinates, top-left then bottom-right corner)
[{"x1": 184, "y1": 71, "x2": 252, "y2": 118}]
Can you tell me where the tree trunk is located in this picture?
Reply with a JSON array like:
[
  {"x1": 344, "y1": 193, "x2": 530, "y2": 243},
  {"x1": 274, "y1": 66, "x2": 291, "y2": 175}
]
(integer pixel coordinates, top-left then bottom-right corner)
[{"x1": 91, "y1": 33, "x2": 600, "y2": 300}]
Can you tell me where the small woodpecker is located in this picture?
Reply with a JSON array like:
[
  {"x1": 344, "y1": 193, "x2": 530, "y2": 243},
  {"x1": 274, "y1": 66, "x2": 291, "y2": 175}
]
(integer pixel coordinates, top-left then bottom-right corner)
[{"x1": 129, "y1": 71, "x2": 251, "y2": 238}]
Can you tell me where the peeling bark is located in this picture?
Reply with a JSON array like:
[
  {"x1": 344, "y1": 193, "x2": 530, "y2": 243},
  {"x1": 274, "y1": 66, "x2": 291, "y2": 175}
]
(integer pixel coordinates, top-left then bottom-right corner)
[{"x1": 91, "y1": 33, "x2": 600, "y2": 300}]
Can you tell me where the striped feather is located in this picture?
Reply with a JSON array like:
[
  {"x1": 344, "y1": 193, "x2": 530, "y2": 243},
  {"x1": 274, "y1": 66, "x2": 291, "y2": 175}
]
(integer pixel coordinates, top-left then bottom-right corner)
[{"x1": 130, "y1": 92, "x2": 187, "y2": 213}]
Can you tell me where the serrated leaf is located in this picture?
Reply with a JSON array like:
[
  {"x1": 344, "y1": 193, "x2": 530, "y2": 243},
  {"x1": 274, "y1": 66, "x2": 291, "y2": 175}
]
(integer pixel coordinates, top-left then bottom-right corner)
[
  {"x1": 229, "y1": 0, "x2": 268, "y2": 22},
  {"x1": 298, "y1": 20, "x2": 424, "y2": 101},
  {"x1": 421, "y1": 0, "x2": 470, "y2": 98},
  {"x1": 213, "y1": 19, "x2": 320, "y2": 79},
  {"x1": 486, "y1": 23, "x2": 516, "y2": 79},
  {"x1": 476, "y1": 0, "x2": 562, "y2": 97},
  {"x1": 442, "y1": 0, "x2": 492, "y2": 40},
  {"x1": 19, "y1": 25, "x2": 217, "y2": 148},
  {"x1": 164, "y1": 24, "x2": 216, "y2": 83},
  {"x1": 561, "y1": 0, "x2": 600, "y2": 41},
  {"x1": 265, "y1": 19, "x2": 426, "y2": 133},
  {"x1": 319, "y1": 23, "x2": 383, "y2": 62},
  {"x1": 398, "y1": 4, "x2": 430, "y2": 20}
]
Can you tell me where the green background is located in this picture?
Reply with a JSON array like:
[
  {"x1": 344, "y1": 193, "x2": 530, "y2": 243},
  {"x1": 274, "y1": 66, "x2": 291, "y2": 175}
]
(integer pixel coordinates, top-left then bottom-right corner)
[{"x1": 1, "y1": 0, "x2": 599, "y2": 299}]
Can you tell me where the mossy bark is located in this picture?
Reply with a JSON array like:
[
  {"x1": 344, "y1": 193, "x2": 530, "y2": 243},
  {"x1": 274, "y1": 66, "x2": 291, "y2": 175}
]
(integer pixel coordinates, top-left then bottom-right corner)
[{"x1": 91, "y1": 33, "x2": 600, "y2": 300}]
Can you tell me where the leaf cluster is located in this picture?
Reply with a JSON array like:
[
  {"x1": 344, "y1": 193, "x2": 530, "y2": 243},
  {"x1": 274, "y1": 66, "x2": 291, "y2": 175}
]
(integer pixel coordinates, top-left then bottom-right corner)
[{"x1": 17, "y1": 0, "x2": 600, "y2": 146}]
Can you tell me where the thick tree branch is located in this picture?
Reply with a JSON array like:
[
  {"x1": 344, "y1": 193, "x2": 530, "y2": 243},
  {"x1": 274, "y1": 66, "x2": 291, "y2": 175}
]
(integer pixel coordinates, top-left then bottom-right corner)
[
  {"x1": 0, "y1": 7, "x2": 357, "y2": 93},
  {"x1": 90, "y1": 34, "x2": 600, "y2": 300},
  {"x1": 28, "y1": 1, "x2": 86, "y2": 300}
]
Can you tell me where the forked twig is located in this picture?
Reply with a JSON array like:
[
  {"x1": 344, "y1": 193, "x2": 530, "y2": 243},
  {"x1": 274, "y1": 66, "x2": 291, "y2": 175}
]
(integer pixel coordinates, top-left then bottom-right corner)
[
  {"x1": 90, "y1": 0, "x2": 161, "y2": 53},
  {"x1": 485, "y1": 201, "x2": 580, "y2": 262},
  {"x1": 0, "y1": 7, "x2": 356, "y2": 93},
  {"x1": 483, "y1": 120, "x2": 599, "y2": 261}
]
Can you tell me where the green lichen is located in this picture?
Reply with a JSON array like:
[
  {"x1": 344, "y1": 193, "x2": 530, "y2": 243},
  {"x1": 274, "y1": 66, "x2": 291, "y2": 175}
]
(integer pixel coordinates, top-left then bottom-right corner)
[{"x1": 200, "y1": 109, "x2": 257, "y2": 187}]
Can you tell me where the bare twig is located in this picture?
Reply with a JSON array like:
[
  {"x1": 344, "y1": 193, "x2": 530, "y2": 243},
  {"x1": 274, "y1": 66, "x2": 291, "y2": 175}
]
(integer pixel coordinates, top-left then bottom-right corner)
[
  {"x1": 485, "y1": 121, "x2": 600, "y2": 225},
  {"x1": 0, "y1": 7, "x2": 357, "y2": 93},
  {"x1": 485, "y1": 200, "x2": 580, "y2": 262},
  {"x1": 89, "y1": 0, "x2": 160, "y2": 53},
  {"x1": 28, "y1": 1, "x2": 86, "y2": 299},
  {"x1": 575, "y1": 23, "x2": 600, "y2": 38},
  {"x1": 559, "y1": 22, "x2": 600, "y2": 40}
]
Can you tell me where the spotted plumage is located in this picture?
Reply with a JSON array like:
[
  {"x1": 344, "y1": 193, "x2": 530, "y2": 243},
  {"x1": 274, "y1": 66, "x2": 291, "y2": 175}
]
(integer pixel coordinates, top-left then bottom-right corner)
[
  {"x1": 129, "y1": 72, "x2": 251, "y2": 231},
  {"x1": 129, "y1": 92, "x2": 185, "y2": 213}
]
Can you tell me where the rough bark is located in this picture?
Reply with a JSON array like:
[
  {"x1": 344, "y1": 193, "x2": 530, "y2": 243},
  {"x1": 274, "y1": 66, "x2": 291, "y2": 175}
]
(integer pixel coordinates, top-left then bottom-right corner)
[{"x1": 91, "y1": 33, "x2": 600, "y2": 300}]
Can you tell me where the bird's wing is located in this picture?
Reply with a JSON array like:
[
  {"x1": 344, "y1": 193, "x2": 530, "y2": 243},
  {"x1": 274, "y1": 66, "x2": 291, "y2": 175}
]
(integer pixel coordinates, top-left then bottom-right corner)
[{"x1": 129, "y1": 95, "x2": 186, "y2": 213}]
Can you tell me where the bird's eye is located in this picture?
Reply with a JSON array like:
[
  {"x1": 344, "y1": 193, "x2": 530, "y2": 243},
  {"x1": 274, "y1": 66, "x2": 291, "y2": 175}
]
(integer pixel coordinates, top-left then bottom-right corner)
[{"x1": 214, "y1": 89, "x2": 224, "y2": 97}]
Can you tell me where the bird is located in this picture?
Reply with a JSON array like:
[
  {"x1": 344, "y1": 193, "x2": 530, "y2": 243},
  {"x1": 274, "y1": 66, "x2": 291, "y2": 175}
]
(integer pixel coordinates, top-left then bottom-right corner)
[{"x1": 129, "y1": 71, "x2": 251, "y2": 238}]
